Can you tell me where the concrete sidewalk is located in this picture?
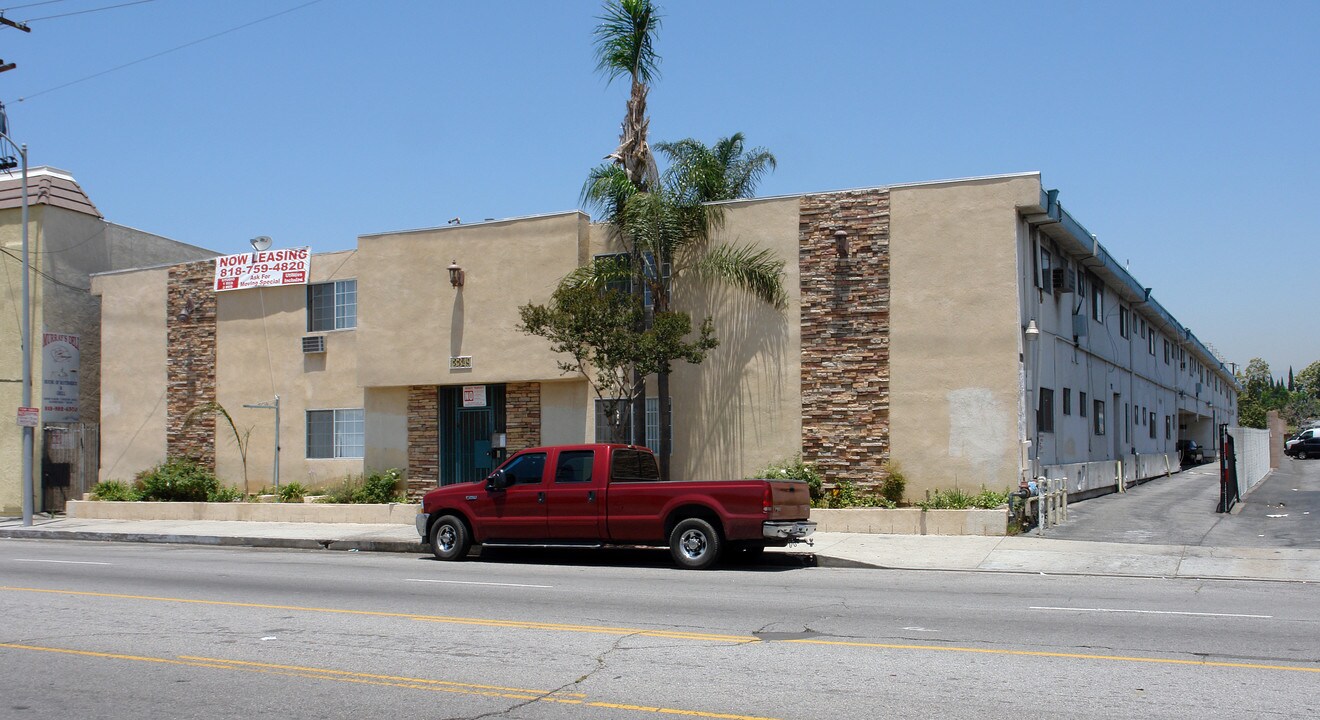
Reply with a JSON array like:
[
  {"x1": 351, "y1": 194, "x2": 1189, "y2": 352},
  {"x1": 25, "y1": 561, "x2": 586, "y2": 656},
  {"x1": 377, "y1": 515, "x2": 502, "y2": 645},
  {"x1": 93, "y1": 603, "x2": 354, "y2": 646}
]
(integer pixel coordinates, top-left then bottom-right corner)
[{"x1": 3, "y1": 516, "x2": 1317, "y2": 582}]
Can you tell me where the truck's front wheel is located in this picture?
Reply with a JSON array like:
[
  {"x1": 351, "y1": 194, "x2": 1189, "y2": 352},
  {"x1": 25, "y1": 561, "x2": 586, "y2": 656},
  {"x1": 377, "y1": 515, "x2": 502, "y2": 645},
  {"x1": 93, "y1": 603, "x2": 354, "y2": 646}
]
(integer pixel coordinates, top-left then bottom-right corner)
[
  {"x1": 429, "y1": 515, "x2": 471, "y2": 561},
  {"x1": 669, "y1": 518, "x2": 722, "y2": 570}
]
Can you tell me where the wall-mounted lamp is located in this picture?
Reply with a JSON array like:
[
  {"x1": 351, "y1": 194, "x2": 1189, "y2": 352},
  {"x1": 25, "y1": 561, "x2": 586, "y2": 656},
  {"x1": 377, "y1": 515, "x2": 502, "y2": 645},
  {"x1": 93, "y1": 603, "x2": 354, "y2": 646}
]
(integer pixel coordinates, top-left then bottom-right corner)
[
  {"x1": 833, "y1": 229, "x2": 849, "y2": 258},
  {"x1": 177, "y1": 297, "x2": 195, "y2": 322},
  {"x1": 1024, "y1": 319, "x2": 1040, "y2": 341},
  {"x1": 447, "y1": 261, "x2": 465, "y2": 288}
]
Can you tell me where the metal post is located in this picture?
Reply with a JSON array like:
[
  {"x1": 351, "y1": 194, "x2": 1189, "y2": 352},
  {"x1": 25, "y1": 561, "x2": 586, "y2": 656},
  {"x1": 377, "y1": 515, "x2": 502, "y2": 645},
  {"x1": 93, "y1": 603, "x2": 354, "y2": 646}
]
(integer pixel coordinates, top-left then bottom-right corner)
[
  {"x1": 18, "y1": 144, "x2": 31, "y2": 526},
  {"x1": 273, "y1": 394, "x2": 280, "y2": 491}
]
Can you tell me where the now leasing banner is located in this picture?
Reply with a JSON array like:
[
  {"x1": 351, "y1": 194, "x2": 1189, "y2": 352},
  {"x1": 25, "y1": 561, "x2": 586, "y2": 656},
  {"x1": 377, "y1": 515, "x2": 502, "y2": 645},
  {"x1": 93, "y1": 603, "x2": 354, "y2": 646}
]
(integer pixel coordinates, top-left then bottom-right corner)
[{"x1": 214, "y1": 247, "x2": 311, "y2": 291}]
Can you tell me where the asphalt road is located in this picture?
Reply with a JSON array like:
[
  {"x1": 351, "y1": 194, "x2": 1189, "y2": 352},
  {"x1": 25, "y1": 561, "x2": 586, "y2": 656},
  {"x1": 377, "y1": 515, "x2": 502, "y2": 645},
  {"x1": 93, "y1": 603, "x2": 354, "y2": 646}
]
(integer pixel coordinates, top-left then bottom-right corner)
[
  {"x1": 1046, "y1": 454, "x2": 1320, "y2": 548},
  {"x1": 2, "y1": 538, "x2": 1317, "y2": 719}
]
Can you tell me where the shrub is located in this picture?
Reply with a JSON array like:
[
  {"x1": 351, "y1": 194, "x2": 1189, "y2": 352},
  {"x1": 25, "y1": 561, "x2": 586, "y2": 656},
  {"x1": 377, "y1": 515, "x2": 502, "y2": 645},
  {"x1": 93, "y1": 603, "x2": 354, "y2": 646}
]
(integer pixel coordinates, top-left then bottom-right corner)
[
  {"x1": 318, "y1": 469, "x2": 406, "y2": 504},
  {"x1": 278, "y1": 482, "x2": 309, "y2": 503},
  {"x1": 880, "y1": 461, "x2": 906, "y2": 505},
  {"x1": 135, "y1": 458, "x2": 219, "y2": 502},
  {"x1": 91, "y1": 480, "x2": 140, "y2": 502},
  {"x1": 917, "y1": 486, "x2": 1010, "y2": 510},
  {"x1": 208, "y1": 485, "x2": 245, "y2": 503},
  {"x1": 819, "y1": 480, "x2": 895, "y2": 509},
  {"x1": 755, "y1": 455, "x2": 823, "y2": 501}
]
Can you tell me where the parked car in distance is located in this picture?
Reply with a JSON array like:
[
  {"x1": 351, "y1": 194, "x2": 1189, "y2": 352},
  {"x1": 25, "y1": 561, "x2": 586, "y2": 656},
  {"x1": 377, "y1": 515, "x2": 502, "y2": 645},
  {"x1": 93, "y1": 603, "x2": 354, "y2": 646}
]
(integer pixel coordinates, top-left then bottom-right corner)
[
  {"x1": 1285, "y1": 434, "x2": 1320, "y2": 460},
  {"x1": 416, "y1": 443, "x2": 816, "y2": 569},
  {"x1": 1285, "y1": 427, "x2": 1320, "y2": 452},
  {"x1": 1176, "y1": 439, "x2": 1205, "y2": 465}
]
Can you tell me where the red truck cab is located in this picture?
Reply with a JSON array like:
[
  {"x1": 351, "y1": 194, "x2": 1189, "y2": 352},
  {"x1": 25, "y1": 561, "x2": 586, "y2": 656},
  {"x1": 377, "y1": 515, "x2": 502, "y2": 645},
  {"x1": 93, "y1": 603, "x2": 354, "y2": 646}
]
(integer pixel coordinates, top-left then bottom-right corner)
[{"x1": 416, "y1": 443, "x2": 815, "y2": 569}]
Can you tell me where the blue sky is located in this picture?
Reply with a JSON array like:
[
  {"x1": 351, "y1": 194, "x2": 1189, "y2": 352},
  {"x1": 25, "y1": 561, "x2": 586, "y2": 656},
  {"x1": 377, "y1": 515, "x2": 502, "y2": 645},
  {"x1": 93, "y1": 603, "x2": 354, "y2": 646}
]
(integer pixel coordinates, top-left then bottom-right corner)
[{"x1": 2, "y1": 0, "x2": 1316, "y2": 375}]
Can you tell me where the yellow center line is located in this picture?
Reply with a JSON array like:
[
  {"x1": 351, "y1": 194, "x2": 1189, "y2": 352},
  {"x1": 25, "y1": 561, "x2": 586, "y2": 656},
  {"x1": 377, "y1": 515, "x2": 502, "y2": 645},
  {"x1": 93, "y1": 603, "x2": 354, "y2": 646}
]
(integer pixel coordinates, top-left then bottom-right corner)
[
  {"x1": 0, "y1": 643, "x2": 778, "y2": 720},
  {"x1": 3, "y1": 585, "x2": 1317, "y2": 675},
  {"x1": 784, "y1": 639, "x2": 1320, "y2": 674}
]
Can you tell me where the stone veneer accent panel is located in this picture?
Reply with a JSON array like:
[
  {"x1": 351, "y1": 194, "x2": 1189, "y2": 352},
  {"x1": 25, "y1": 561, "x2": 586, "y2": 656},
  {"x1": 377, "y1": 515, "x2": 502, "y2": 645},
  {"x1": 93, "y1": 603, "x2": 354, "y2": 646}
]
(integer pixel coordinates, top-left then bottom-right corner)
[
  {"x1": 406, "y1": 386, "x2": 439, "y2": 499},
  {"x1": 799, "y1": 190, "x2": 891, "y2": 487},
  {"x1": 505, "y1": 382, "x2": 541, "y2": 452},
  {"x1": 166, "y1": 260, "x2": 218, "y2": 469}
]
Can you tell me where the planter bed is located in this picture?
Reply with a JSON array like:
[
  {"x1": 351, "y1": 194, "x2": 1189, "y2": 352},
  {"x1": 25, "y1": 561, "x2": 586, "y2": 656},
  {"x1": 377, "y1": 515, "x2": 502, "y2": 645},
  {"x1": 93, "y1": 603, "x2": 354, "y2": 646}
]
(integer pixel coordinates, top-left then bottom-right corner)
[
  {"x1": 811, "y1": 507, "x2": 1009, "y2": 536},
  {"x1": 66, "y1": 500, "x2": 419, "y2": 525}
]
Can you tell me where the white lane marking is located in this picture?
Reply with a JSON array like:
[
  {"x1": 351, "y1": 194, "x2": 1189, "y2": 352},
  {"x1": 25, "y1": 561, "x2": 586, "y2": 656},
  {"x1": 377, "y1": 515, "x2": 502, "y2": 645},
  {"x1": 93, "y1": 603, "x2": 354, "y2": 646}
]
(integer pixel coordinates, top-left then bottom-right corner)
[
  {"x1": 1030, "y1": 606, "x2": 1271, "y2": 619},
  {"x1": 405, "y1": 578, "x2": 553, "y2": 589},
  {"x1": 12, "y1": 559, "x2": 112, "y2": 566},
  {"x1": 902, "y1": 627, "x2": 940, "y2": 632}
]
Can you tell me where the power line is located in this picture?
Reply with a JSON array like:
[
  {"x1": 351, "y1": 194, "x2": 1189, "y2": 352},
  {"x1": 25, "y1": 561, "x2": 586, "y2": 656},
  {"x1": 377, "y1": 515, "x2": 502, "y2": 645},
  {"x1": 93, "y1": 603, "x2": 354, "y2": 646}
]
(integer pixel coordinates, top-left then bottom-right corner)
[
  {"x1": 0, "y1": 246, "x2": 91, "y2": 292},
  {"x1": 0, "y1": 1, "x2": 70, "y2": 11},
  {"x1": 12, "y1": 0, "x2": 326, "y2": 104},
  {"x1": 21, "y1": 0, "x2": 154, "y2": 23}
]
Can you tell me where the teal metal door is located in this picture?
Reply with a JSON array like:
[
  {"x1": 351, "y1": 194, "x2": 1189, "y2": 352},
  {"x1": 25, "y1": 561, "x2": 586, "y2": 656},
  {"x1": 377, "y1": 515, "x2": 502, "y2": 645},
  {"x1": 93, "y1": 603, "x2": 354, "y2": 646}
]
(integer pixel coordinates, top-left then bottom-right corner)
[{"x1": 440, "y1": 385, "x2": 506, "y2": 486}]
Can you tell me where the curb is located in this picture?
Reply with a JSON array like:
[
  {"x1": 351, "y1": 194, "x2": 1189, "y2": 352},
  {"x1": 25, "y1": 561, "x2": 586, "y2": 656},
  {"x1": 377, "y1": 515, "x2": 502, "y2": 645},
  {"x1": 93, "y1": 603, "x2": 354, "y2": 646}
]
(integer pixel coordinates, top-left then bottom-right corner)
[{"x1": 0, "y1": 529, "x2": 426, "y2": 554}]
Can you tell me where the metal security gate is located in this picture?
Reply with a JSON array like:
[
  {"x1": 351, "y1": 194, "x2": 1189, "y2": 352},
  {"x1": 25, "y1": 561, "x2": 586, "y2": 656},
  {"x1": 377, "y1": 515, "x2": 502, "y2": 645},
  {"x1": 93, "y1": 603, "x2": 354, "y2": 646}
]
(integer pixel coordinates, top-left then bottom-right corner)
[
  {"x1": 439, "y1": 385, "x2": 506, "y2": 486},
  {"x1": 41, "y1": 422, "x2": 99, "y2": 513},
  {"x1": 1217, "y1": 423, "x2": 1238, "y2": 513}
]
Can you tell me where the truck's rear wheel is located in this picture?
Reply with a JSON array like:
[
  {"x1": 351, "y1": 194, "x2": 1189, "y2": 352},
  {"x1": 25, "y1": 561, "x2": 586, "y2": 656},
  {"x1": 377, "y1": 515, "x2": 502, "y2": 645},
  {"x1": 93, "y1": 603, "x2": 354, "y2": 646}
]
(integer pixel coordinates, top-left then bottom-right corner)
[
  {"x1": 429, "y1": 515, "x2": 471, "y2": 561},
  {"x1": 669, "y1": 518, "x2": 722, "y2": 570}
]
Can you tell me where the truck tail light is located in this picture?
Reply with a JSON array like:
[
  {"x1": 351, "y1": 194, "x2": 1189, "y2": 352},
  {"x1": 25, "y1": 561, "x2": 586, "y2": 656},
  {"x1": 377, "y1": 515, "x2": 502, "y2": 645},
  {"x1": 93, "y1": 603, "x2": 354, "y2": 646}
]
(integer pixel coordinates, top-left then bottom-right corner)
[{"x1": 763, "y1": 485, "x2": 772, "y2": 514}]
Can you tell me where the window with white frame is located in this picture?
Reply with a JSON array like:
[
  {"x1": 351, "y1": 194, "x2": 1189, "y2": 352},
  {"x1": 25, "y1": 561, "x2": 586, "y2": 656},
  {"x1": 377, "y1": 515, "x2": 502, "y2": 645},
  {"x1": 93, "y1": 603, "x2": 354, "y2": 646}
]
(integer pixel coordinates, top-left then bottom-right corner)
[
  {"x1": 307, "y1": 279, "x2": 357, "y2": 332},
  {"x1": 593, "y1": 399, "x2": 634, "y2": 445},
  {"x1": 593, "y1": 397, "x2": 669, "y2": 455},
  {"x1": 1119, "y1": 306, "x2": 1129, "y2": 339},
  {"x1": 306, "y1": 408, "x2": 364, "y2": 459}
]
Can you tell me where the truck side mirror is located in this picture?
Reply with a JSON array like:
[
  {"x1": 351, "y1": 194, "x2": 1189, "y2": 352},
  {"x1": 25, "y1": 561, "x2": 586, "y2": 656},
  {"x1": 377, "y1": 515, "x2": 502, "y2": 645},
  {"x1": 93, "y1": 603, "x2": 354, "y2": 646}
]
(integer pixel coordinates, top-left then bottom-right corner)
[{"x1": 486, "y1": 469, "x2": 510, "y2": 491}]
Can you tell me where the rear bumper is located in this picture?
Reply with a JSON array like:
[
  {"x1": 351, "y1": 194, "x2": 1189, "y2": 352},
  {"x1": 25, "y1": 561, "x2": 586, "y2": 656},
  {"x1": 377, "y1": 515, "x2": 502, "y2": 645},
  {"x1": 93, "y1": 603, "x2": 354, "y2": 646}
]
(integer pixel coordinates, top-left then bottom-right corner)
[{"x1": 763, "y1": 520, "x2": 816, "y2": 540}]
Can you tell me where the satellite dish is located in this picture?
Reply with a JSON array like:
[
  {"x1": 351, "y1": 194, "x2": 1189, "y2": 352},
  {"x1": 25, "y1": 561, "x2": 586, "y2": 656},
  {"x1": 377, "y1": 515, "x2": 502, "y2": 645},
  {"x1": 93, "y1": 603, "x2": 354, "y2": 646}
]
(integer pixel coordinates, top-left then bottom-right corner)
[{"x1": 249, "y1": 236, "x2": 273, "y2": 252}]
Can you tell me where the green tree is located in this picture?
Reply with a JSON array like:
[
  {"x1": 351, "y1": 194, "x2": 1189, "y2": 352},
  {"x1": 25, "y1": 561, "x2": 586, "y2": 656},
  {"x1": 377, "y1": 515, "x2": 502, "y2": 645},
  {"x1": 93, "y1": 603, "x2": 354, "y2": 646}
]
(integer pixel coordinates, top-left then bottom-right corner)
[
  {"x1": 183, "y1": 401, "x2": 254, "y2": 495},
  {"x1": 518, "y1": 259, "x2": 716, "y2": 444},
  {"x1": 1296, "y1": 360, "x2": 1320, "y2": 398}
]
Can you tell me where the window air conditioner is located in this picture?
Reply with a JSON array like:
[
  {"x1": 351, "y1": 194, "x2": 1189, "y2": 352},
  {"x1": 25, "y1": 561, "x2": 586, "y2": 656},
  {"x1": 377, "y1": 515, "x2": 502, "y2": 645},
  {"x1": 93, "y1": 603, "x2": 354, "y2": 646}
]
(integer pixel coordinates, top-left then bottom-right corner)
[
  {"x1": 1052, "y1": 267, "x2": 1077, "y2": 294},
  {"x1": 302, "y1": 335, "x2": 326, "y2": 354}
]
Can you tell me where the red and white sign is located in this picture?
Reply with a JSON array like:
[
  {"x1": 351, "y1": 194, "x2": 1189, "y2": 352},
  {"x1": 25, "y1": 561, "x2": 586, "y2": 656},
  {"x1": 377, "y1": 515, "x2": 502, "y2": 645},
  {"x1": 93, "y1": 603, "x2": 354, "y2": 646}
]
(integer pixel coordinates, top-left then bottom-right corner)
[
  {"x1": 462, "y1": 385, "x2": 487, "y2": 408},
  {"x1": 214, "y1": 247, "x2": 311, "y2": 292},
  {"x1": 16, "y1": 406, "x2": 39, "y2": 427}
]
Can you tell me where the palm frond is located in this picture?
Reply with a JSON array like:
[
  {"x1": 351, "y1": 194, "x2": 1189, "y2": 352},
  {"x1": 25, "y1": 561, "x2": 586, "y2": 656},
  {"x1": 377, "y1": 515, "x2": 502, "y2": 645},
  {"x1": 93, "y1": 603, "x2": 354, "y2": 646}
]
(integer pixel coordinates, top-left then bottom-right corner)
[
  {"x1": 696, "y1": 242, "x2": 788, "y2": 310},
  {"x1": 593, "y1": 0, "x2": 662, "y2": 85},
  {"x1": 582, "y1": 163, "x2": 638, "y2": 222}
]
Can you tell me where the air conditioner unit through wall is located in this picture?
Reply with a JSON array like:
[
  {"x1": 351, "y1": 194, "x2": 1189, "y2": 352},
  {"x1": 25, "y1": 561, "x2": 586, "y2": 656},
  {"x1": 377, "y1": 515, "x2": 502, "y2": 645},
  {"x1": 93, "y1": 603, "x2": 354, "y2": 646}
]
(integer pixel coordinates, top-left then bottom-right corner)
[{"x1": 302, "y1": 335, "x2": 326, "y2": 354}]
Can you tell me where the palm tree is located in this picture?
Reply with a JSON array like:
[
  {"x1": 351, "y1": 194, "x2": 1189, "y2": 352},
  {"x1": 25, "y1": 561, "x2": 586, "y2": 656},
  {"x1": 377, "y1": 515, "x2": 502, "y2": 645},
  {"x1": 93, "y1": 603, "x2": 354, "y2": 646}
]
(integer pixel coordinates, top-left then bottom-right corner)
[
  {"x1": 594, "y1": 0, "x2": 662, "y2": 191},
  {"x1": 591, "y1": 0, "x2": 663, "y2": 445}
]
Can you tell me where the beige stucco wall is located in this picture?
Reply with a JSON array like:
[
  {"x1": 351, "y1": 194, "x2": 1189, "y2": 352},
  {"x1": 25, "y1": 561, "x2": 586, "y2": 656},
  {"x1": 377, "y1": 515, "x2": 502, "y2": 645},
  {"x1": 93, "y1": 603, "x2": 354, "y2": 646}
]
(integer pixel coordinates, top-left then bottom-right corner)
[
  {"x1": 92, "y1": 267, "x2": 170, "y2": 482},
  {"x1": 888, "y1": 176, "x2": 1040, "y2": 493},
  {"x1": 355, "y1": 212, "x2": 589, "y2": 388},
  {"x1": 364, "y1": 386, "x2": 408, "y2": 475},
  {"x1": 586, "y1": 196, "x2": 804, "y2": 481},
  {"x1": 541, "y1": 380, "x2": 589, "y2": 446},
  {"x1": 0, "y1": 206, "x2": 42, "y2": 512},
  {"x1": 215, "y1": 250, "x2": 363, "y2": 492}
]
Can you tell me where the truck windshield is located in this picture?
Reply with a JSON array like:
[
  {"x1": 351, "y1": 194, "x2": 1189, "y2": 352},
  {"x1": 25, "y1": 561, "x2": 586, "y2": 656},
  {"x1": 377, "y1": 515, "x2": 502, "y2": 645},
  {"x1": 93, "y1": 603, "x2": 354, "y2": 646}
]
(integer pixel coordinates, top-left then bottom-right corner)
[{"x1": 611, "y1": 449, "x2": 660, "y2": 482}]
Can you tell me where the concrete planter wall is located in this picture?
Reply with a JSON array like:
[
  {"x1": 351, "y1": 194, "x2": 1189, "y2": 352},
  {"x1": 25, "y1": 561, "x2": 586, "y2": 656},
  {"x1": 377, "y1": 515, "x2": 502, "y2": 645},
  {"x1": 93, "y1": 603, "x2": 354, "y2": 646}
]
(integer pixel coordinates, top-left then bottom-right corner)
[
  {"x1": 811, "y1": 507, "x2": 1009, "y2": 536},
  {"x1": 66, "y1": 500, "x2": 419, "y2": 525}
]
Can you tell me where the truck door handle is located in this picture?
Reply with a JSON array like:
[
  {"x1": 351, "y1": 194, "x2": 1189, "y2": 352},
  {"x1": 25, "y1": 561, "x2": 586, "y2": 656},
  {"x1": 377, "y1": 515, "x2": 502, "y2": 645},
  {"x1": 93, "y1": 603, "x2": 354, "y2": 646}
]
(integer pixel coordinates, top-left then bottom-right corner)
[
  {"x1": 587, "y1": 491, "x2": 595, "y2": 503},
  {"x1": 538, "y1": 492, "x2": 545, "y2": 503}
]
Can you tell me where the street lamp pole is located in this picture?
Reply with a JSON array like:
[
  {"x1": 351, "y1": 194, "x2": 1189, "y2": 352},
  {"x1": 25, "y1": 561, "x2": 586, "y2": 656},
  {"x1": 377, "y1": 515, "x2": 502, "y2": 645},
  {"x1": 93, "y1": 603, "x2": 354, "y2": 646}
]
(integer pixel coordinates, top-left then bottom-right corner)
[{"x1": 1, "y1": 108, "x2": 32, "y2": 526}]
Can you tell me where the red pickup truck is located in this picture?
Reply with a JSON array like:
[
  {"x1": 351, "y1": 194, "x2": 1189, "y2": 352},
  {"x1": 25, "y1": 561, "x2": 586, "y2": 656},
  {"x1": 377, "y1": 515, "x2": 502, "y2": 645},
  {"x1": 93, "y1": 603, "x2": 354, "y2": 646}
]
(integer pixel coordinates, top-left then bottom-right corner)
[{"x1": 415, "y1": 443, "x2": 815, "y2": 569}]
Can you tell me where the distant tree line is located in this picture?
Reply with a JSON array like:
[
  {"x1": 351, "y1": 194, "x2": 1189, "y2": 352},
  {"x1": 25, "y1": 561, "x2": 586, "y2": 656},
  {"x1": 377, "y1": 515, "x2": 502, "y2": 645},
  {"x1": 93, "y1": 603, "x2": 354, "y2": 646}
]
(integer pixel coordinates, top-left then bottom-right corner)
[{"x1": 1236, "y1": 358, "x2": 1320, "y2": 429}]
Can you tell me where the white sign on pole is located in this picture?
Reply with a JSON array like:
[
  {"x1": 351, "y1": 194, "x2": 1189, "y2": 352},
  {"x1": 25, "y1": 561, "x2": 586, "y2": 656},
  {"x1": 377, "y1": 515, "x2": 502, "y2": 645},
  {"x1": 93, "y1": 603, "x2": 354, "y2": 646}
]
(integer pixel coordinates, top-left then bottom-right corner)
[
  {"x1": 17, "y1": 406, "x2": 39, "y2": 427},
  {"x1": 214, "y1": 247, "x2": 311, "y2": 292},
  {"x1": 42, "y1": 332, "x2": 80, "y2": 422},
  {"x1": 462, "y1": 385, "x2": 487, "y2": 408}
]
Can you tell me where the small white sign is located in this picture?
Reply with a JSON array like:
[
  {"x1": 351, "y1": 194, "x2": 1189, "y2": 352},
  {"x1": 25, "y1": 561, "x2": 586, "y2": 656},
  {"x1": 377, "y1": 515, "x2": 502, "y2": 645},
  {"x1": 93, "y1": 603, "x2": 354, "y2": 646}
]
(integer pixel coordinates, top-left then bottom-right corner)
[
  {"x1": 462, "y1": 385, "x2": 487, "y2": 408},
  {"x1": 214, "y1": 247, "x2": 311, "y2": 292},
  {"x1": 42, "y1": 332, "x2": 79, "y2": 422},
  {"x1": 17, "y1": 406, "x2": 39, "y2": 427}
]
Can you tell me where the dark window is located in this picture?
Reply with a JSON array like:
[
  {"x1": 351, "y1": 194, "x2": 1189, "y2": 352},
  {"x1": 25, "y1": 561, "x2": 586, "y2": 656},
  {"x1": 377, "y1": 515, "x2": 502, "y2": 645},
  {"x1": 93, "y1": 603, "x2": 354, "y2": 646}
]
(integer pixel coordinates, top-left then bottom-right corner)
[
  {"x1": 503, "y1": 452, "x2": 547, "y2": 485},
  {"x1": 554, "y1": 450, "x2": 595, "y2": 484},
  {"x1": 1038, "y1": 388, "x2": 1055, "y2": 433},
  {"x1": 594, "y1": 399, "x2": 635, "y2": 445},
  {"x1": 1080, "y1": 392, "x2": 1088, "y2": 418},
  {"x1": 1165, "y1": 416, "x2": 1171, "y2": 440},
  {"x1": 610, "y1": 449, "x2": 660, "y2": 482},
  {"x1": 307, "y1": 279, "x2": 357, "y2": 332},
  {"x1": 1119, "y1": 307, "x2": 1130, "y2": 339},
  {"x1": 1164, "y1": 340, "x2": 1171, "y2": 364},
  {"x1": 306, "y1": 408, "x2": 364, "y2": 459},
  {"x1": 1062, "y1": 388, "x2": 1072, "y2": 416},
  {"x1": 1040, "y1": 248, "x2": 1053, "y2": 295},
  {"x1": 1149, "y1": 412, "x2": 1157, "y2": 439},
  {"x1": 1094, "y1": 400, "x2": 1106, "y2": 435},
  {"x1": 1149, "y1": 330, "x2": 1157, "y2": 356},
  {"x1": 1125, "y1": 403, "x2": 1131, "y2": 443},
  {"x1": 1090, "y1": 277, "x2": 1104, "y2": 322}
]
